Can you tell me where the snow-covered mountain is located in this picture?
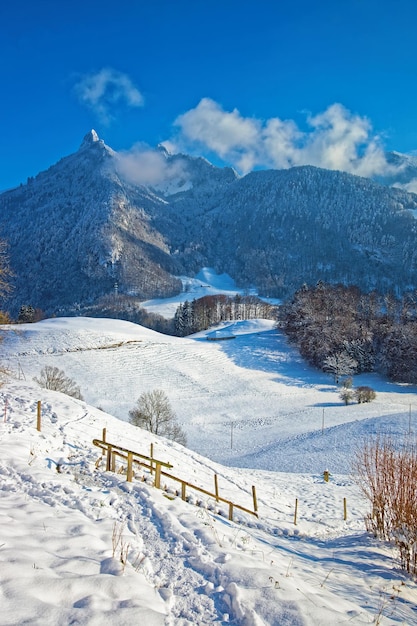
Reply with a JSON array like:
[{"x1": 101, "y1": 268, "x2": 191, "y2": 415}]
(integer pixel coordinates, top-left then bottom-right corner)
[
  {"x1": 1, "y1": 131, "x2": 417, "y2": 315},
  {"x1": 376, "y1": 150, "x2": 417, "y2": 191}
]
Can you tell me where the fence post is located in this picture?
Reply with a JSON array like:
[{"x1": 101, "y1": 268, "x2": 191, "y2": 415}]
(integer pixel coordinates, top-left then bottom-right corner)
[
  {"x1": 228, "y1": 502, "x2": 234, "y2": 521},
  {"x1": 106, "y1": 445, "x2": 113, "y2": 472},
  {"x1": 155, "y1": 463, "x2": 161, "y2": 489},
  {"x1": 37, "y1": 401, "x2": 41, "y2": 432},
  {"x1": 181, "y1": 481, "x2": 186, "y2": 501},
  {"x1": 294, "y1": 498, "x2": 298, "y2": 525},
  {"x1": 127, "y1": 451, "x2": 133, "y2": 482},
  {"x1": 102, "y1": 428, "x2": 106, "y2": 456},
  {"x1": 150, "y1": 443, "x2": 154, "y2": 475},
  {"x1": 252, "y1": 485, "x2": 258, "y2": 515},
  {"x1": 343, "y1": 497, "x2": 347, "y2": 521},
  {"x1": 214, "y1": 474, "x2": 219, "y2": 502}
]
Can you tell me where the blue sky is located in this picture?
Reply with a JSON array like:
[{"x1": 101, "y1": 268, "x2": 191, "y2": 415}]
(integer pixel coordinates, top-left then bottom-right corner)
[{"x1": 1, "y1": 0, "x2": 417, "y2": 189}]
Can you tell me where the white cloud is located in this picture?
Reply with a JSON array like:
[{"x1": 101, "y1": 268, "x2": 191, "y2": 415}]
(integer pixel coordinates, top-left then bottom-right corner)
[
  {"x1": 116, "y1": 144, "x2": 186, "y2": 187},
  {"x1": 75, "y1": 68, "x2": 144, "y2": 124},
  {"x1": 173, "y1": 98, "x2": 396, "y2": 177},
  {"x1": 262, "y1": 117, "x2": 303, "y2": 169},
  {"x1": 393, "y1": 178, "x2": 417, "y2": 194},
  {"x1": 301, "y1": 104, "x2": 389, "y2": 177},
  {"x1": 175, "y1": 98, "x2": 261, "y2": 172}
]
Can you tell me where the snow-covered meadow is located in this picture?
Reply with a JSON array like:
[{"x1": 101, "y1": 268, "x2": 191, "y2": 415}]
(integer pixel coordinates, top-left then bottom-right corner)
[{"x1": 1, "y1": 270, "x2": 417, "y2": 624}]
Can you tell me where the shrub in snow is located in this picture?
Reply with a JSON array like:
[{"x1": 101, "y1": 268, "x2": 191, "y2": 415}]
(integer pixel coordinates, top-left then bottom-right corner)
[
  {"x1": 355, "y1": 386, "x2": 376, "y2": 403},
  {"x1": 129, "y1": 389, "x2": 187, "y2": 446},
  {"x1": 0, "y1": 310, "x2": 11, "y2": 324},
  {"x1": 353, "y1": 436, "x2": 417, "y2": 575},
  {"x1": 17, "y1": 305, "x2": 45, "y2": 323},
  {"x1": 33, "y1": 365, "x2": 84, "y2": 400},
  {"x1": 18, "y1": 304, "x2": 35, "y2": 323}
]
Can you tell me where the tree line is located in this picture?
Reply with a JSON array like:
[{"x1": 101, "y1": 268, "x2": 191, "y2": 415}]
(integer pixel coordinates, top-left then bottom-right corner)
[
  {"x1": 174, "y1": 294, "x2": 277, "y2": 336},
  {"x1": 278, "y1": 282, "x2": 417, "y2": 384}
]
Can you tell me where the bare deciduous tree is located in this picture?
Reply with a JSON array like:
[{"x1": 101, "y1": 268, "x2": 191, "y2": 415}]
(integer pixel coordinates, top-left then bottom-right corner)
[
  {"x1": 339, "y1": 388, "x2": 355, "y2": 405},
  {"x1": 129, "y1": 389, "x2": 187, "y2": 446},
  {"x1": 0, "y1": 239, "x2": 12, "y2": 326},
  {"x1": 0, "y1": 239, "x2": 12, "y2": 301},
  {"x1": 33, "y1": 365, "x2": 84, "y2": 400},
  {"x1": 323, "y1": 351, "x2": 357, "y2": 383}
]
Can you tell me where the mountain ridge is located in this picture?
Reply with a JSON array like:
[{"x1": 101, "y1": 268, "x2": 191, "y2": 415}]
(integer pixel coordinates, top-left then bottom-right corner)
[{"x1": 1, "y1": 131, "x2": 417, "y2": 316}]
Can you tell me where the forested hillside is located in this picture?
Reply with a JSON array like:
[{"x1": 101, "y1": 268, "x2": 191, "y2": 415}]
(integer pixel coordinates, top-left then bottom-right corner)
[
  {"x1": 197, "y1": 167, "x2": 417, "y2": 297},
  {"x1": 279, "y1": 282, "x2": 417, "y2": 383}
]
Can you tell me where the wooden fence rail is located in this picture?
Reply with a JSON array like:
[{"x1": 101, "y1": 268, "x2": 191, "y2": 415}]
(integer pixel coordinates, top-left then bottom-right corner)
[{"x1": 92, "y1": 437, "x2": 258, "y2": 522}]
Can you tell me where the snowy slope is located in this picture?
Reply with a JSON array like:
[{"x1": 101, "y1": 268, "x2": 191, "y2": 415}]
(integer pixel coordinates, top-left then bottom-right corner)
[
  {"x1": 1, "y1": 315, "x2": 417, "y2": 623},
  {"x1": 2, "y1": 316, "x2": 416, "y2": 474},
  {"x1": 1, "y1": 381, "x2": 417, "y2": 625}
]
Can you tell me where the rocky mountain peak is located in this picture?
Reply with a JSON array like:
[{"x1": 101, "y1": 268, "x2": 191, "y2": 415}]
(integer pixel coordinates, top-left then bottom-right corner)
[{"x1": 79, "y1": 129, "x2": 101, "y2": 150}]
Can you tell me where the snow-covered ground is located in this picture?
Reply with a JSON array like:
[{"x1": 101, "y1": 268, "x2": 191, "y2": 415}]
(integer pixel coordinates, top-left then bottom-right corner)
[
  {"x1": 1, "y1": 270, "x2": 417, "y2": 624},
  {"x1": 3, "y1": 315, "x2": 415, "y2": 475}
]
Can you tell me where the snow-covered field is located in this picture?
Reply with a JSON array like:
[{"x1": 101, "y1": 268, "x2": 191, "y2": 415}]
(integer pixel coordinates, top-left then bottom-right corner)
[{"x1": 1, "y1": 271, "x2": 417, "y2": 624}]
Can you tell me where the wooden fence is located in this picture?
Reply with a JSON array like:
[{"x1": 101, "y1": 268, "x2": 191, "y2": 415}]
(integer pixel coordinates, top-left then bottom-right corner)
[{"x1": 93, "y1": 432, "x2": 258, "y2": 522}]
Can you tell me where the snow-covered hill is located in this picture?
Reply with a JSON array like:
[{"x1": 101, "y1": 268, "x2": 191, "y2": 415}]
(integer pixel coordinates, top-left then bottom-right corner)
[
  {"x1": 1, "y1": 316, "x2": 417, "y2": 624},
  {"x1": 2, "y1": 315, "x2": 416, "y2": 473}
]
